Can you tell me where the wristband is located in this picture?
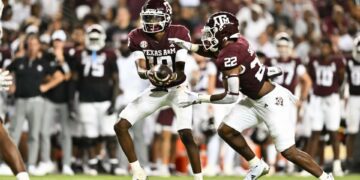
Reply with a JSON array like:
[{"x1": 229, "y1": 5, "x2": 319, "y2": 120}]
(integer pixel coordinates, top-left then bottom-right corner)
[
  {"x1": 198, "y1": 94, "x2": 211, "y2": 103},
  {"x1": 190, "y1": 44, "x2": 199, "y2": 52}
]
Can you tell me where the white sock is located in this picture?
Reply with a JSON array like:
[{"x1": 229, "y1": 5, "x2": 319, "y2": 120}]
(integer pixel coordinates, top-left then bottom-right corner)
[
  {"x1": 249, "y1": 156, "x2": 261, "y2": 167},
  {"x1": 333, "y1": 159, "x2": 342, "y2": 170},
  {"x1": 318, "y1": 172, "x2": 328, "y2": 180},
  {"x1": 194, "y1": 172, "x2": 203, "y2": 180},
  {"x1": 266, "y1": 144, "x2": 277, "y2": 166},
  {"x1": 16, "y1": 172, "x2": 30, "y2": 180},
  {"x1": 130, "y1": 160, "x2": 142, "y2": 171},
  {"x1": 207, "y1": 135, "x2": 220, "y2": 166}
]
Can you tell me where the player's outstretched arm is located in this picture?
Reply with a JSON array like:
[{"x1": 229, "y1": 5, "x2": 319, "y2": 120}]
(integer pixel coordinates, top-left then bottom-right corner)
[
  {"x1": 168, "y1": 38, "x2": 217, "y2": 58},
  {"x1": 179, "y1": 66, "x2": 241, "y2": 108}
]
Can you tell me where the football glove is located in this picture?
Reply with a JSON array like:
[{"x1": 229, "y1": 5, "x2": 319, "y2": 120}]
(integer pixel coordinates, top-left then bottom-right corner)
[
  {"x1": 168, "y1": 38, "x2": 199, "y2": 52},
  {"x1": 178, "y1": 90, "x2": 202, "y2": 108},
  {"x1": 267, "y1": 66, "x2": 283, "y2": 79}
]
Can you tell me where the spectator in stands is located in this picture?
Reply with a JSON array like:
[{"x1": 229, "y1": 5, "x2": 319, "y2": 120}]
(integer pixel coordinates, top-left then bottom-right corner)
[
  {"x1": 106, "y1": 7, "x2": 134, "y2": 48},
  {"x1": 271, "y1": 0, "x2": 293, "y2": 31}
]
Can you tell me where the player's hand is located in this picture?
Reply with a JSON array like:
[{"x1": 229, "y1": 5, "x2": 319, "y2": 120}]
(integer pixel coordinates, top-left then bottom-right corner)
[
  {"x1": 147, "y1": 70, "x2": 162, "y2": 86},
  {"x1": 178, "y1": 90, "x2": 201, "y2": 108},
  {"x1": 168, "y1": 38, "x2": 193, "y2": 51},
  {"x1": 147, "y1": 69, "x2": 174, "y2": 87},
  {"x1": 163, "y1": 72, "x2": 177, "y2": 86},
  {"x1": 0, "y1": 69, "x2": 13, "y2": 91}
]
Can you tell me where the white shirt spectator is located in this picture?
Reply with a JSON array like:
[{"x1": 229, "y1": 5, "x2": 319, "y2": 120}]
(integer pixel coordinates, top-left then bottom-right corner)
[
  {"x1": 99, "y1": 0, "x2": 118, "y2": 13},
  {"x1": 11, "y1": 2, "x2": 31, "y2": 25},
  {"x1": 40, "y1": 0, "x2": 62, "y2": 17}
]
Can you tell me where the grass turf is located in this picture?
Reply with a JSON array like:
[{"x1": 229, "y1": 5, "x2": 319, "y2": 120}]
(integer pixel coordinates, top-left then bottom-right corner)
[{"x1": 1, "y1": 175, "x2": 360, "y2": 180}]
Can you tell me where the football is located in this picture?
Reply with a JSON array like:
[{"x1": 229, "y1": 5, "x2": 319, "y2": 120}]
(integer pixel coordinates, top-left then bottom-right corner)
[{"x1": 151, "y1": 64, "x2": 173, "y2": 83}]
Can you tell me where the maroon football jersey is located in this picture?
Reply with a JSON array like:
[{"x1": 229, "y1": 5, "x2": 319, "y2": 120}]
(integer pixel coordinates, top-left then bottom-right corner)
[
  {"x1": 265, "y1": 57, "x2": 304, "y2": 94},
  {"x1": 215, "y1": 37, "x2": 267, "y2": 99},
  {"x1": 308, "y1": 56, "x2": 345, "y2": 96},
  {"x1": 128, "y1": 25, "x2": 190, "y2": 71},
  {"x1": 345, "y1": 56, "x2": 360, "y2": 95},
  {"x1": 74, "y1": 49, "x2": 119, "y2": 102}
]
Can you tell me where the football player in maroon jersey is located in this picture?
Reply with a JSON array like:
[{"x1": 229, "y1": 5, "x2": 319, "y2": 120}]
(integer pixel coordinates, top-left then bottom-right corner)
[
  {"x1": 307, "y1": 39, "x2": 345, "y2": 176},
  {"x1": 344, "y1": 35, "x2": 360, "y2": 171},
  {"x1": 172, "y1": 12, "x2": 332, "y2": 180},
  {"x1": 267, "y1": 32, "x2": 312, "y2": 105},
  {"x1": 113, "y1": 0, "x2": 202, "y2": 179}
]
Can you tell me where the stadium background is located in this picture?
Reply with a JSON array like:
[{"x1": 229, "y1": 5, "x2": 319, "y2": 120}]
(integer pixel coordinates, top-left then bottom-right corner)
[{"x1": 0, "y1": 0, "x2": 360, "y2": 179}]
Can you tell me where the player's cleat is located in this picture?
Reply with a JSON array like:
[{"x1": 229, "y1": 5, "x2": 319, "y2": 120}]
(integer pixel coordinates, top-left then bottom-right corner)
[
  {"x1": 333, "y1": 160, "x2": 344, "y2": 176},
  {"x1": 86, "y1": 163, "x2": 98, "y2": 176},
  {"x1": 325, "y1": 173, "x2": 335, "y2": 180},
  {"x1": 153, "y1": 164, "x2": 170, "y2": 177},
  {"x1": 112, "y1": 167, "x2": 128, "y2": 176},
  {"x1": 332, "y1": 168, "x2": 344, "y2": 177},
  {"x1": 96, "y1": 160, "x2": 107, "y2": 174},
  {"x1": 28, "y1": 165, "x2": 46, "y2": 176},
  {"x1": 299, "y1": 170, "x2": 311, "y2": 177},
  {"x1": 244, "y1": 159, "x2": 270, "y2": 180},
  {"x1": 233, "y1": 166, "x2": 247, "y2": 176},
  {"x1": 16, "y1": 172, "x2": 30, "y2": 180},
  {"x1": 0, "y1": 163, "x2": 13, "y2": 175},
  {"x1": 132, "y1": 168, "x2": 148, "y2": 180},
  {"x1": 62, "y1": 165, "x2": 74, "y2": 176},
  {"x1": 202, "y1": 165, "x2": 220, "y2": 176},
  {"x1": 37, "y1": 161, "x2": 55, "y2": 174},
  {"x1": 267, "y1": 165, "x2": 276, "y2": 176}
]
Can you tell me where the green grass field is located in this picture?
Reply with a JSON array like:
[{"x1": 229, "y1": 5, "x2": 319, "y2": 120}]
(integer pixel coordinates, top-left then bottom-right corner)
[{"x1": 1, "y1": 175, "x2": 360, "y2": 180}]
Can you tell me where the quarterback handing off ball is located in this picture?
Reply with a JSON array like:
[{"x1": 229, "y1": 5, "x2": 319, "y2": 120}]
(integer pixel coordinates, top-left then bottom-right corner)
[{"x1": 148, "y1": 64, "x2": 175, "y2": 87}]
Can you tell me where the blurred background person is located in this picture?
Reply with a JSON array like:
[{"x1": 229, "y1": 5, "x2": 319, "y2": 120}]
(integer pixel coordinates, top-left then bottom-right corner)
[
  {"x1": 6, "y1": 34, "x2": 60, "y2": 176},
  {"x1": 71, "y1": 24, "x2": 120, "y2": 176},
  {"x1": 38, "y1": 30, "x2": 74, "y2": 175},
  {"x1": 306, "y1": 39, "x2": 345, "y2": 177}
]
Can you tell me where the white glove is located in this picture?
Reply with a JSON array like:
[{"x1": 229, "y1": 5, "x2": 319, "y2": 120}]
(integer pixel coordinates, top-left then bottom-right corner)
[
  {"x1": 178, "y1": 90, "x2": 202, "y2": 108},
  {"x1": 0, "y1": 69, "x2": 12, "y2": 91},
  {"x1": 168, "y1": 38, "x2": 198, "y2": 52},
  {"x1": 267, "y1": 66, "x2": 283, "y2": 78}
]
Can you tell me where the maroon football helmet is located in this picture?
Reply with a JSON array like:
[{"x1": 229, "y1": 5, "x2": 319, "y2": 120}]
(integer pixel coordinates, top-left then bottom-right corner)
[
  {"x1": 201, "y1": 11, "x2": 240, "y2": 51},
  {"x1": 140, "y1": 0, "x2": 172, "y2": 33}
]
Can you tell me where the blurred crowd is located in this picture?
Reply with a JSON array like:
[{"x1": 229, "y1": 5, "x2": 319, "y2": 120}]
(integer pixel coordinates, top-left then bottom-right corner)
[{"x1": 0, "y1": 0, "x2": 359, "y2": 177}]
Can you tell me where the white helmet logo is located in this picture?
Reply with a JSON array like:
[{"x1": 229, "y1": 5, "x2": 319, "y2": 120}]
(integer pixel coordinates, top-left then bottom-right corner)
[{"x1": 213, "y1": 15, "x2": 230, "y2": 30}]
